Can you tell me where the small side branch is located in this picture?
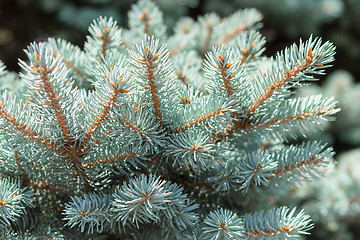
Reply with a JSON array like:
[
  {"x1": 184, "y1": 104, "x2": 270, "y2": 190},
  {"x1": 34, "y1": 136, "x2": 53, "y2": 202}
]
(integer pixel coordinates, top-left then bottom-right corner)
[
  {"x1": 0, "y1": 102, "x2": 64, "y2": 154},
  {"x1": 15, "y1": 152, "x2": 69, "y2": 195},
  {"x1": 97, "y1": 28, "x2": 110, "y2": 62},
  {"x1": 244, "y1": 226, "x2": 293, "y2": 238},
  {"x1": 53, "y1": 52, "x2": 86, "y2": 79},
  {"x1": 239, "y1": 48, "x2": 251, "y2": 66},
  {"x1": 246, "y1": 108, "x2": 332, "y2": 130},
  {"x1": 174, "y1": 107, "x2": 224, "y2": 132},
  {"x1": 247, "y1": 49, "x2": 315, "y2": 118},
  {"x1": 85, "y1": 151, "x2": 137, "y2": 167},
  {"x1": 121, "y1": 115, "x2": 150, "y2": 138},
  {"x1": 138, "y1": 49, "x2": 163, "y2": 124},
  {"x1": 83, "y1": 84, "x2": 125, "y2": 144},
  {"x1": 216, "y1": 24, "x2": 244, "y2": 45},
  {"x1": 32, "y1": 64, "x2": 74, "y2": 144},
  {"x1": 77, "y1": 208, "x2": 115, "y2": 216},
  {"x1": 217, "y1": 55, "x2": 236, "y2": 97},
  {"x1": 139, "y1": 11, "x2": 151, "y2": 36},
  {"x1": 218, "y1": 49, "x2": 316, "y2": 138},
  {"x1": 268, "y1": 154, "x2": 323, "y2": 179},
  {"x1": 176, "y1": 70, "x2": 188, "y2": 87}
]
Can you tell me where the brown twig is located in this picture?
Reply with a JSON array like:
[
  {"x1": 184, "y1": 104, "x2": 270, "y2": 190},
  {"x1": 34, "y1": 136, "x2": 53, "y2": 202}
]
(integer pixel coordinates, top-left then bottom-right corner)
[
  {"x1": 137, "y1": 48, "x2": 163, "y2": 124},
  {"x1": 31, "y1": 63, "x2": 74, "y2": 144},
  {"x1": 244, "y1": 226, "x2": 293, "y2": 237},
  {"x1": 84, "y1": 151, "x2": 137, "y2": 167},
  {"x1": 174, "y1": 107, "x2": 224, "y2": 133},
  {"x1": 216, "y1": 24, "x2": 245, "y2": 45},
  {"x1": 83, "y1": 80, "x2": 128, "y2": 144}
]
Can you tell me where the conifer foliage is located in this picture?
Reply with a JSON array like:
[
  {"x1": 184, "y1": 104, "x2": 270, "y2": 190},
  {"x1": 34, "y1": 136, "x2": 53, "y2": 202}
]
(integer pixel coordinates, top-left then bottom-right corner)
[{"x1": 0, "y1": 0, "x2": 338, "y2": 239}]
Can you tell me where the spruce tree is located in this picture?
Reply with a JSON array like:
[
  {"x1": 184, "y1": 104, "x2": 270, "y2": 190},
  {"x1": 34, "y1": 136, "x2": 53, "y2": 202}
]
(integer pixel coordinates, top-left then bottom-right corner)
[{"x1": 0, "y1": 0, "x2": 339, "y2": 239}]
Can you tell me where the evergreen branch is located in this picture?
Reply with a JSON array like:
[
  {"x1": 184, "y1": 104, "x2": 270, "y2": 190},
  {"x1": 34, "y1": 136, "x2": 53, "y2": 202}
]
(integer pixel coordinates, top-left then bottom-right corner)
[
  {"x1": 203, "y1": 45, "x2": 248, "y2": 108},
  {"x1": 215, "y1": 9, "x2": 263, "y2": 45},
  {"x1": 111, "y1": 174, "x2": 197, "y2": 229},
  {"x1": 130, "y1": 37, "x2": 175, "y2": 127},
  {"x1": 247, "y1": 48, "x2": 315, "y2": 118},
  {"x1": 237, "y1": 142, "x2": 333, "y2": 191},
  {"x1": 174, "y1": 107, "x2": 225, "y2": 133},
  {"x1": 83, "y1": 53, "x2": 131, "y2": 147},
  {"x1": 127, "y1": 0, "x2": 166, "y2": 40},
  {"x1": 217, "y1": 54, "x2": 237, "y2": 97},
  {"x1": 176, "y1": 70, "x2": 188, "y2": 87},
  {"x1": 33, "y1": 63, "x2": 73, "y2": 144},
  {"x1": 15, "y1": 153, "x2": 69, "y2": 195},
  {"x1": 269, "y1": 154, "x2": 323, "y2": 179},
  {"x1": 0, "y1": 101, "x2": 63, "y2": 154},
  {"x1": 112, "y1": 174, "x2": 168, "y2": 227},
  {"x1": 0, "y1": 178, "x2": 34, "y2": 226},
  {"x1": 250, "y1": 109, "x2": 329, "y2": 129},
  {"x1": 19, "y1": 43, "x2": 78, "y2": 145},
  {"x1": 85, "y1": 151, "x2": 137, "y2": 167},
  {"x1": 267, "y1": 142, "x2": 333, "y2": 182},
  {"x1": 233, "y1": 30, "x2": 266, "y2": 66},
  {"x1": 243, "y1": 207, "x2": 313, "y2": 238},
  {"x1": 242, "y1": 95, "x2": 339, "y2": 137},
  {"x1": 48, "y1": 38, "x2": 88, "y2": 81},
  {"x1": 64, "y1": 176, "x2": 198, "y2": 234},
  {"x1": 140, "y1": 48, "x2": 162, "y2": 122},
  {"x1": 84, "y1": 17, "x2": 122, "y2": 67},
  {"x1": 246, "y1": 36, "x2": 335, "y2": 119},
  {"x1": 202, "y1": 46, "x2": 246, "y2": 138},
  {"x1": 165, "y1": 130, "x2": 216, "y2": 170},
  {"x1": 99, "y1": 28, "x2": 110, "y2": 62},
  {"x1": 82, "y1": 84, "x2": 123, "y2": 144},
  {"x1": 139, "y1": 11, "x2": 151, "y2": 36},
  {"x1": 216, "y1": 25, "x2": 245, "y2": 45},
  {"x1": 64, "y1": 193, "x2": 115, "y2": 233},
  {"x1": 201, "y1": 208, "x2": 243, "y2": 239},
  {"x1": 206, "y1": 142, "x2": 333, "y2": 193}
]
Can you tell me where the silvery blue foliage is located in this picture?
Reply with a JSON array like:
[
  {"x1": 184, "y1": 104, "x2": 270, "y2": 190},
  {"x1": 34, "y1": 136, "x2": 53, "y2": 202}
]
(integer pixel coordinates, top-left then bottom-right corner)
[{"x1": 0, "y1": 0, "x2": 339, "y2": 238}]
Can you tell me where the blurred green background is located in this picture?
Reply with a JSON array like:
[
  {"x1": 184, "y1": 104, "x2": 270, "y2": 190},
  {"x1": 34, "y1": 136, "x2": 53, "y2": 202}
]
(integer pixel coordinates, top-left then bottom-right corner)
[{"x1": 1, "y1": 0, "x2": 359, "y2": 79}]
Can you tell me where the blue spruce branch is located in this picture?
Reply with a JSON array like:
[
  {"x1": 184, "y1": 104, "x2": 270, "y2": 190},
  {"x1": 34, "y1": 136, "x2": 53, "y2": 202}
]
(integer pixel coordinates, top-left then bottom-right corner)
[{"x1": 0, "y1": 0, "x2": 340, "y2": 238}]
